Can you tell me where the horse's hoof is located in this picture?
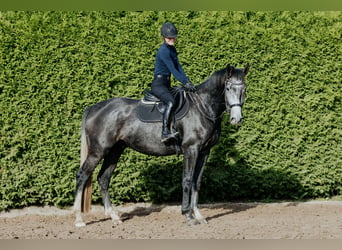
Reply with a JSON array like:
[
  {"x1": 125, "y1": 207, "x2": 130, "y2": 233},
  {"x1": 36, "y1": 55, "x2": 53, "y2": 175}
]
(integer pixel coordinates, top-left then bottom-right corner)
[
  {"x1": 112, "y1": 219, "x2": 123, "y2": 225},
  {"x1": 110, "y1": 212, "x2": 123, "y2": 225},
  {"x1": 75, "y1": 221, "x2": 86, "y2": 227},
  {"x1": 199, "y1": 219, "x2": 208, "y2": 225},
  {"x1": 187, "y1": 219, "x2": 200, "y2": 226}
]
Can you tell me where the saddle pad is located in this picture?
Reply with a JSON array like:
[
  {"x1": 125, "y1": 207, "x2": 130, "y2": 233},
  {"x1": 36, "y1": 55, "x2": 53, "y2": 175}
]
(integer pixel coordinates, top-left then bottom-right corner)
[{"x1": 136, "y1": 98, "x2": 189, "y2": 123}]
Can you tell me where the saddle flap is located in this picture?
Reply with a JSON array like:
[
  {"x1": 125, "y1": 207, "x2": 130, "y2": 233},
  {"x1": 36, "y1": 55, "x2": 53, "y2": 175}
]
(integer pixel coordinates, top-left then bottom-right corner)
[{"x1": 137, "y1": 87, "x2": 189, "y2": 123}]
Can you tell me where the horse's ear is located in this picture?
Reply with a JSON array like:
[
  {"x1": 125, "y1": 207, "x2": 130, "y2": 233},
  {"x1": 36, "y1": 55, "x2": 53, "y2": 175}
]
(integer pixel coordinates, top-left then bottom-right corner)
[
  {"x1": 226, "y1": 64, "x2": 234, "y2": 77},
  {"x1": 244, "y1": 63, "x2": 250, "y2": 75}
]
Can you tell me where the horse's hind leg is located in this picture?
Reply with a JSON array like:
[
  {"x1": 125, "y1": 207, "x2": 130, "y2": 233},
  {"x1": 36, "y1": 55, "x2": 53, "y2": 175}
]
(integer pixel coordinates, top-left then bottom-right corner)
[
  {"x1": 74, "y1": 154, "x2": 101, "y2": 227},
  {"x1": 97, "y1": 144, "x2": 125, "y2": 224}
]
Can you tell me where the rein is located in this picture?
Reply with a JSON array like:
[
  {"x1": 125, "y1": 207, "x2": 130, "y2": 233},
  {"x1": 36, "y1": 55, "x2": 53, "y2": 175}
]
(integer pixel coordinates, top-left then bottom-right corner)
[{"x1": 188, "y1": 90, "x2": 225, "y2": 124}]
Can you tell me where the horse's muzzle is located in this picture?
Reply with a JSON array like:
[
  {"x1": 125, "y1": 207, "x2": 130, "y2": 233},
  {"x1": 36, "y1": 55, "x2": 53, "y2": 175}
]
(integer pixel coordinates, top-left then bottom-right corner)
[
  {"x1": 229, "y1": 106, "x2": 243, "y2": 125},
  {"x1": 230, "y1": 117, "x2": 242, "y2": 125}
]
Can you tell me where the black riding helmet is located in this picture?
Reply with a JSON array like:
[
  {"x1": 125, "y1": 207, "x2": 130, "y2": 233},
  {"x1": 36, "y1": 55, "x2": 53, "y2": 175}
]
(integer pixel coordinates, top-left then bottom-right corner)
[{"x1": 160, "y1": 22, "x2": 178, "y2": 38}]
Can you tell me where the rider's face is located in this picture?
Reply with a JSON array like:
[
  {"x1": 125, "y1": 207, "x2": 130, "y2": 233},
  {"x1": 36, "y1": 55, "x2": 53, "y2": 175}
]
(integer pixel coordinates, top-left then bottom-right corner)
[{"x1": 164, "y1": 37, "x2": 177, "y2": 46}]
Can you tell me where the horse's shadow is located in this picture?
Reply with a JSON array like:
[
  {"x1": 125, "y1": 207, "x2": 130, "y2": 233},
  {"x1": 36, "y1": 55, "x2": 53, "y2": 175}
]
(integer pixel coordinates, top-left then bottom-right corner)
[
  {"x1": 86, "y1": 217, "x2": 111, "y2": 225},
  {"x1": 86, "y1": 203, "x2": 256, "y2": 225},
  {"x1": 200, "y1": 203, "x2": 258, "y2": 222},
  {"x1": 119, "y1": 205, "x2": 166, "y2": 221},
  {"x1": 86, "y1": 204, "x2": 166, "y2": 226}
]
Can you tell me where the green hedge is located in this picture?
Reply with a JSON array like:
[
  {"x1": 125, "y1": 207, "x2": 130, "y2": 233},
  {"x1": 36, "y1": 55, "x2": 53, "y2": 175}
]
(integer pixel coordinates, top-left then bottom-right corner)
[{"x1": 0, "y1": 11, "x2": 341, "y2": 210}]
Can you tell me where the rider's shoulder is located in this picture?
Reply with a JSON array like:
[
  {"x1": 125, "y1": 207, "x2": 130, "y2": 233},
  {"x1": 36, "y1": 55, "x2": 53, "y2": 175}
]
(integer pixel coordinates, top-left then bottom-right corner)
[
  {"x1": 157, "y1": 43, "x2": 170, "y2": 55},
  {"x1": 159, "y1": 43, "x2": 169, "y2": 50}
]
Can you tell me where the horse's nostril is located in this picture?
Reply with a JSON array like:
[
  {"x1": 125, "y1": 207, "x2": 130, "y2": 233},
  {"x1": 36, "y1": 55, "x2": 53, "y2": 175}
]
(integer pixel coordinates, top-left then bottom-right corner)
[{"x1": 231, "y1": 117, "x2": 243, "y2": 125}]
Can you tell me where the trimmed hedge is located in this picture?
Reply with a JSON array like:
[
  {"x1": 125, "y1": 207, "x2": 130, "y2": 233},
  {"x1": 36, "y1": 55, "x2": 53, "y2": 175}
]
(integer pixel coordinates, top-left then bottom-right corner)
[{"x1": 0, "y1": 11, "x2": 341, "y2": 210}]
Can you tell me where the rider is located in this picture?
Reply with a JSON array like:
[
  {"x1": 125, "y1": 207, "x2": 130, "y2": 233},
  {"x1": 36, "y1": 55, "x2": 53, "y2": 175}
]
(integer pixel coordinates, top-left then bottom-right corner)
[{"x1": 151, "y1": 22, "x2": 196, "y2": 143}]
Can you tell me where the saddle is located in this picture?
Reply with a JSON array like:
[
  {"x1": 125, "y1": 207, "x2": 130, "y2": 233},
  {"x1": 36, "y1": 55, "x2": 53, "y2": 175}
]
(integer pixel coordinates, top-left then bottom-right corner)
[{"x1": 136, "y1": 87, "x2": 190, "y2": 123}]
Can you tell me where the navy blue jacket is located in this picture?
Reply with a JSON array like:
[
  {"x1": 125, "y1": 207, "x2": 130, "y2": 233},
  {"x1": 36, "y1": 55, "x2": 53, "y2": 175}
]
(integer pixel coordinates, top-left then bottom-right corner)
[{"x1": 154, "y1": 42, "x2": 189, "y2": 84}]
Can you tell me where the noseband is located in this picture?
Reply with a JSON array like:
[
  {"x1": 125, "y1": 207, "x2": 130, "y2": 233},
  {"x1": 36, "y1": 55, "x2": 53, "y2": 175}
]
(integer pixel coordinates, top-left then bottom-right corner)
[{"x1": 229, "y1": 103, "x2": 244, "y2": 108}]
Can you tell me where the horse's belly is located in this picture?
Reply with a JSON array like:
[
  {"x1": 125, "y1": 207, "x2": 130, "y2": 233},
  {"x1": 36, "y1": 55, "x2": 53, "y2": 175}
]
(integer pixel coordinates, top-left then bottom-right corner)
[{"x1": 127, "y1": 142, "x2": 178, "y2": 157}]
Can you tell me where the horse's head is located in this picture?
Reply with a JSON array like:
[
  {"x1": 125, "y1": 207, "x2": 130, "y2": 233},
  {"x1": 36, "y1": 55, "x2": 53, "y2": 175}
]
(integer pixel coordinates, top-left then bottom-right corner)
[{"x1": 224, "y1": 64, "x2": 249, "y2": 125}]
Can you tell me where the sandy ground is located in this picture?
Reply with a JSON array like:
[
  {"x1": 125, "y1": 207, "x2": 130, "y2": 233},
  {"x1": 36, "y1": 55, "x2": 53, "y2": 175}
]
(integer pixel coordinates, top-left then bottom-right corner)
[{"x1": 1, "y1": 201, "x2": 341, "y2": 239}]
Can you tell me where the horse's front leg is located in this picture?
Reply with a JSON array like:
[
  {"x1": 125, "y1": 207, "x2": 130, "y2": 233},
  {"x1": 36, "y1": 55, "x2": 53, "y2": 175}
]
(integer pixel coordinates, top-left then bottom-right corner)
[
  {"x1": 190, "y1": 150, "x2": 210, "y2": 225},
  {"x1": 190, "y1": 186, "x2": 207, "y2": 224},
  {"x1": 182, "y1": 146, "x2": 198, "y2": 226}
]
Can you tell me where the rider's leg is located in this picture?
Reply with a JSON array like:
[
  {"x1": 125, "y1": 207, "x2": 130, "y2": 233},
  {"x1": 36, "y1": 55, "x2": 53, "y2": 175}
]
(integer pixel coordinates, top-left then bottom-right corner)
[{"x1": 161, "y1": 101, "x2": 179, "y2": 142}]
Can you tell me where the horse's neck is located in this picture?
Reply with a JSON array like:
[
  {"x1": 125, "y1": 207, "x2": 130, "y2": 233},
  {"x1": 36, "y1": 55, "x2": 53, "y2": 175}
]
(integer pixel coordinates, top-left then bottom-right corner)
[{"x1": 193, "y1": 78, "x2": 226, "y2": 119}]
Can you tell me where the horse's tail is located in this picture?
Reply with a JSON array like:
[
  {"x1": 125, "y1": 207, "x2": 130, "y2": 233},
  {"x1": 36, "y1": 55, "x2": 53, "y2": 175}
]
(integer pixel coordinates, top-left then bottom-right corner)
[{"x1": 80, "y1": 106, "x2": 92, "y2": 213}]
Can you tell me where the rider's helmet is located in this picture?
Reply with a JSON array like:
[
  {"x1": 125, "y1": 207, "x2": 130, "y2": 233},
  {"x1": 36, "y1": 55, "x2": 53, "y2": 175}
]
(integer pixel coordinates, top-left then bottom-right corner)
[{"x1": 160, "y1": 22, "x2": 178, "y2": 38}]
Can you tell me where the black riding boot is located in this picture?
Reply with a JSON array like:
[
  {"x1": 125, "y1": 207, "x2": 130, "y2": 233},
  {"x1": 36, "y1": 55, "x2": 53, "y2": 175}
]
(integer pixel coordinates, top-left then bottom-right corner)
[{"x1": 161, "y1": 102, "x2": 179, "y2": 143}]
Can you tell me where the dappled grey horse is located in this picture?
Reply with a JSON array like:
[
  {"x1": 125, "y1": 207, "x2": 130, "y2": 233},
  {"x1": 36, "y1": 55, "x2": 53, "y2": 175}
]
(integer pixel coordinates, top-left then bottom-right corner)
[{"x1": 74, "y1": 64, "x2": 249, "y2": 227}]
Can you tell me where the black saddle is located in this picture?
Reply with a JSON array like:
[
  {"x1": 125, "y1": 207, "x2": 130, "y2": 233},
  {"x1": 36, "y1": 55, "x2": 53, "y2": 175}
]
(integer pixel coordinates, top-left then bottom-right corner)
[{"x1": 136, "y1": 87, "x2": 190, "y2": 123}]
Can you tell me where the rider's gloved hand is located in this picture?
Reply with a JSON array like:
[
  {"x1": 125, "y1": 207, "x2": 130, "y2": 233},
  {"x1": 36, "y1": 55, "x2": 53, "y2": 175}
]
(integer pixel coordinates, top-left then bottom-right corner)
[{"x1": 183, "y1": 81, "x2": 196, "y2": 92}]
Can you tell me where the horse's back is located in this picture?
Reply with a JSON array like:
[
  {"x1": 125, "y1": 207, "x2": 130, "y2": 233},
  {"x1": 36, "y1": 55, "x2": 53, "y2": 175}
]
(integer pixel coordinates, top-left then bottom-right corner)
[
  {"x1": 86, "y1": 97, "x2": 138, "y2": 119},
  {"x1": 84, "y1": 97, "x2": 139, "y2": 135}
]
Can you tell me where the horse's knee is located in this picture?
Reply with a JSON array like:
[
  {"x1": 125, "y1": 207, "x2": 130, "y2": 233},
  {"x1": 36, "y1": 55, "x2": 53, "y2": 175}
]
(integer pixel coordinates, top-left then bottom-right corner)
[
  {"x1": 182, "y1": 177, "x2": 191, "y2": 192},
  {"x1": 182, "y1": 176, "x2": 191, "y2": 186}
]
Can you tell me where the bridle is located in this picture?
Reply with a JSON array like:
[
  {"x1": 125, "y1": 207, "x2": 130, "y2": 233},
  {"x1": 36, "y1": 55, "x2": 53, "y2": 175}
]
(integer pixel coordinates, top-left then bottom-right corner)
[
  {"x1": 224, "y1": 78, "x2": 246, "y2": 110},
  {"x1": 187, "y1": 72, "x2": 246, "y2": 124}
]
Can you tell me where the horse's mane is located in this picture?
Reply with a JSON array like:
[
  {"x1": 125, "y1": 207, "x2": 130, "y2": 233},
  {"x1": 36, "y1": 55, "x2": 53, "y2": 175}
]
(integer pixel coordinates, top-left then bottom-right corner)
[{"x1": 196, "y1": 67, "x2": 226, "y2": 91}]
